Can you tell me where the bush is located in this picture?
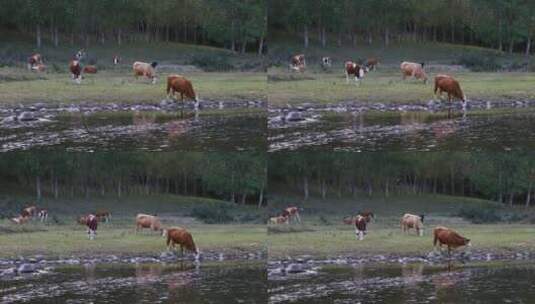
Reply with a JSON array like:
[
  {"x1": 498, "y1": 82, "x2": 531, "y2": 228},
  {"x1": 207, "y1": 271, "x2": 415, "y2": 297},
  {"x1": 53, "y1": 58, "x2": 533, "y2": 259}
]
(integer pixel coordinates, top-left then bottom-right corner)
[
  {"x1": 189, "y1": 54, "x2": 234, "y2": 71},
  {"x1": 457, "y1": 205, "x2": 502, "y2": 223},
  {"x1": 190, "y1": 204, "x2": 235, "y2": 224},
  {"x1": 456, "y1": 53, "x2": 501, "y2": 71}
]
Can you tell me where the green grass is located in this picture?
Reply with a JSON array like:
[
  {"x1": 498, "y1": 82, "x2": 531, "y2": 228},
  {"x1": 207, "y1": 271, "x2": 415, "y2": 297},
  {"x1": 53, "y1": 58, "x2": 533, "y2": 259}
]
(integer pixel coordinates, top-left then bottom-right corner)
[
  {"x1": 0, "y1": 194, "x2": 267, "y2": 259},
  {"x1": 268, "y1": 68, "x2": 535, "y2": 106}
]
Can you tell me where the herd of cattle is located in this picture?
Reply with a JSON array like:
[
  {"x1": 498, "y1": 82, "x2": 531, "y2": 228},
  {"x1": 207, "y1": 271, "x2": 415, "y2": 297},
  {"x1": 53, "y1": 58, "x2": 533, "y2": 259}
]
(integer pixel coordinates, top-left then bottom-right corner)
[
  {"x1": 270, "y1": 206, "x2": 471, "y2": 256},
  {"x1": 289, "y1": 54, "x2": 467, "y2": 113},
  {"x1": 26, "y1": 50, "x2": 199, "y2": 108},
  {"x1": 9, "y1": 205, "x2": 200, "y2": 259}
]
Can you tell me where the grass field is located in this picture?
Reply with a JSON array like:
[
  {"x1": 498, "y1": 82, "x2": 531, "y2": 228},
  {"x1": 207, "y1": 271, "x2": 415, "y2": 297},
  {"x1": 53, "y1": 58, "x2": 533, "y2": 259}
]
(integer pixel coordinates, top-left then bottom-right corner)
[
  {"x1": 267, "y1": 193, "x2": 535, "y2": 259},
  {"x1": 0, "y1": 194, "x2": 267, "y2": 259}
]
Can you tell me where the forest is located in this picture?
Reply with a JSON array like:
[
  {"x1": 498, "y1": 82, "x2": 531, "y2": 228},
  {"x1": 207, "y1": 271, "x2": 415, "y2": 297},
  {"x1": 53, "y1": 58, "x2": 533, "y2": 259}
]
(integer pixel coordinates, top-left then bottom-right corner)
[
  {"x1": 269, "y1": 0, "x2": 535, "y2": 56},
  {"x1": 0, "y1": 0, "x2": 267, "y2": 54},
  {"x1": 269, "y1": 153, "x2": 535, "y2": 207},
  {"x1": 0, "y1": 152, "x2": 266, "y2": 206}
]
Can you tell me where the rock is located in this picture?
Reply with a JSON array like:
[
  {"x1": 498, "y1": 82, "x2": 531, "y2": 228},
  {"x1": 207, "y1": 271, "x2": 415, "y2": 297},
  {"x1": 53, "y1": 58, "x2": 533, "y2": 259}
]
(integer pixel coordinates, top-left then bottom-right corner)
[
  {"x1": 285, "y1": 111, "x2": 304, "y2": 122},
  {"x1": 17, "y1": 263, "x2": 37, "y2": 273},
  {"x1": 285, "y1": 263, "x2": 306, "y2": 274},
  {"x1": 1, "y1": 267, "x2": 17, "y2": 276},
  {"x1": 18, "y1": 111, "x2": 37, "y2": 121}
]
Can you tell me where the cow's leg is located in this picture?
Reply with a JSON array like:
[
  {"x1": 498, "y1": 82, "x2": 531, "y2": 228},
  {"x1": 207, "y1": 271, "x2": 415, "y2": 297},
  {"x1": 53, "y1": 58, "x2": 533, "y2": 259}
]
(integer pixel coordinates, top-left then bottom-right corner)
[
  {"x1": 295, "y1": 213, "x2": 301, "y2": 224},
  {"x1": 346, "y1": 71, "x2": 350, "y2": 84}
]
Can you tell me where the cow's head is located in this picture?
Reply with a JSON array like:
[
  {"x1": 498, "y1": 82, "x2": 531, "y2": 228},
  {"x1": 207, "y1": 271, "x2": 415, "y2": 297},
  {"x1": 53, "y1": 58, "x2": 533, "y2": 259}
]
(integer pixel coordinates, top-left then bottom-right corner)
[
  {"x1": 151, "y1": 61, "x2": 158, "y2": 68},
  {"x1": 419, "y1": 214, "x2": 425, "y2": 223},
  {"x1": 465, "y1": 238, "x2": 471, "y2": 246},
  {"x1": 161, "y1": 228, "x2": 168, "y2": 238}
]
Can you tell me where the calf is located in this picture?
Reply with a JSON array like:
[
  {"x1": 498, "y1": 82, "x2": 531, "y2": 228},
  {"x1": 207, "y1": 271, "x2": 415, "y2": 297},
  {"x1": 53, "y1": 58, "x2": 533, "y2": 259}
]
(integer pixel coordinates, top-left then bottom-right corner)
[
  {"x1": 281, "y1": 206, "x2": 301, "y2": 224},
  {"x1": 434, "y1": 74, "x2": 467, "y2": 114},
  {"x1": 83, "y1": 65, "x2": 98, "y2": 74},
  {"x1": 345, "y1": 61, "x2": 367, "y2": 85},
  {"x1": 10, "y1": 215, "x2": 30, "y2": 225},
  {"x1": 166, "y1": 74, "x2": 199, "y2": 113},
  {"x1": 269, "y1": 215, "x2": 289, "y2": 225},
  {"x1": 354, "y1": 215, "x2": 367, "y2": 240},
  {"x1": 27, "y1": 53, "x2": 43, "y2": 70},
  {"x1": 401, "y1": 213, "x2": 424, "y2": 236},
  {"x1": 433, "y1": 226, "x2": 471, "y2": 256},
  {"x1": 366, "y1": 57, "x2": 379, "y2": 71},
  {"x1": 401, "y1": 61, "x2": 428, "y2": 84},
  {"x1": 86, "y1": 214, "x2": 98, "y2": 240},
  {"x1": 165, "y1": 227, "x2": 200, "y2": 260},
  {"x1": 321, "y1": 56, "x2": 332, "y2": 69},
  {"x1": 135, "y1": 213, "x2": 164, "y2": 234},
  {"x1": 21, "y1": 206, "x2": 38, "y2": 218},
  {"x1": 69, "y1": 59, "x2": 83, "y2": 84},
  {"x1": 289, "y1": 54, "x2": 305, "y2": 72},
  {"x1": 133, "y1": 61, "x2": 158, "y2": 84}
]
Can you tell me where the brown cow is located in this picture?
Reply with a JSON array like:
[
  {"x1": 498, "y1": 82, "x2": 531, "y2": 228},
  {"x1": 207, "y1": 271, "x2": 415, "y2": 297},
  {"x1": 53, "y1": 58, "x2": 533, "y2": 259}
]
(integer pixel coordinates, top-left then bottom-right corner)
[
  {"x1": 345, "y1": 61, "x2": 368, "y2": 85},
  {"x1": 10, "y1": 215, "x2": 30, "y2": 225},
  {"x1": 289, "y1": 54, "x2": 305, "y2": 72},
  {"x1": 401, "y1": 213, "x2": 424, "y2": 236},
  {"x1": 27, "y1": 53, "x2": 43, "y2": 70},
  {"x1": 69, "y1": 59, "x2": 83, "y2": 84},
  {"x1": 165, "y1": 227, "x2": 200, "y2": 260},
  {"x1": 354, "y1": 215, "x2": 368, "y2": 240},
  {"x1": 133, "y1": 61, "x2": 158, "y2": 84},
  {"x1": 434, "y1": 74, "x2": 467, "y2": 115},
  {"x1": 269, "y1": 215, "x2": 289, "y2": 225},
  {"x1": 366, "y1": 57, "x2": 379, "y2": 71},
  {"x1": 358, "y1": 210, "x2": 375, "y2": 223},
  {"x1": 83, "y1": 65, "x2": 98, "y2": 74},
  {"x1": 95, "y1": 210, "x2": 111, "y2": 223},
  {"x1": 433, "y1": 226, "x2": 471, "y2": 256},
  {"x1": 281, "y1": 206, "x2": 301, "y2": 224},
  {"x1": 21, "y1": 206, "x2": 38, "y2": 218},
  {"x1": 135, "y1": 213, "x2": 164, "y2": 234},
  {"x1": 166, "y1": 74, "x2": 199, "y2": 113},
  {"x1": 401, "y1": 61, "x2": 428, "y2": 84}
]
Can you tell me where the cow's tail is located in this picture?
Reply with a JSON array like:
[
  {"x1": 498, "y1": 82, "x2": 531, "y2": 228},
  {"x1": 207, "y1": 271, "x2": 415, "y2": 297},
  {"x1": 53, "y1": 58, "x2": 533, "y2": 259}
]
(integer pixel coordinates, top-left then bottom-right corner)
[
  {"x1": 433, "y1": 228, "x2": 438, "y2": 246},
  {"x1": 166, "y1": 234, "x2": 171, "y2": 247}
]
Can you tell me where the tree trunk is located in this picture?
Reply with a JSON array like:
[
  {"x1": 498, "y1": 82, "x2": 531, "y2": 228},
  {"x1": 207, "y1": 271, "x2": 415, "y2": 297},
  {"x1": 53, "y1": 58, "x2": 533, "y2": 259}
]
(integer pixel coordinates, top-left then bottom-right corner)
[
  {"x1": 117, "y1": 28, "x2": 122, "y2": 45},
  {"x1": 352, "y1": 32, "x2": 357, "y2": 46},
  {"x1": 337, "y1": 32, "x2": 342, "y2": 47},
  {"x1": 36, "y1": 175, "x2": 42, "y2": 200},
  {"x1": 241, "y1": 193, "x2": 247, "y2": 205},
  {"x1": 117, "y1": 178, "x2": 122, "y2": 198},
  {"x1": 258, "y1": 186, "x2": 264, "y2": 208},
  {"x1": 241, "y1": 40, "x2": 247, "y2": 54},
  {"x1": 36, "y1": 24, "x2": 42, "y2": 48},
  {"x1": 450, "y1": 16, "x2": 455, "y2": 43},
  {"x1": 303, "y1": 176, "x2": 309, "y2": 201},
  {"x1": 526, "y1": 182, "x2": 532, "y2": 208},
  {"x1": 498, "y1": 18, "x2": 503, "y2": 51},
  {"x1": 367, "y1": 29, "x2": 373, "y2": 45},
  {"x1": 231, "y1": 20, "x2": 236, "y2": 51},
  {"x1": 384, "y1": 179, "x2": 389, "y2": 197},
  {"x1": 321, "y1": 179, "x2": 327, "y2": 200},
  {"x1": 54, "y1": 27, "x2": 59, "y2": 47},
  {"x1": 509, "y1": 192, "x2": 514, "y2": 206},
  {"x1": 384, "y1": 27, "x2": 389, "y2": 47},
  {"x1": 258, "y1": 36, "x2": 265, "y2": 56},
  {"x1": 525, "y1": 35, "x2": 531, "y2": 58},
  {"x1": 509, "y1": 37, "x2": 514, "y2": 54},
  {"x1": 304, "y1": 24, "x2": 309, "y2": 48}
]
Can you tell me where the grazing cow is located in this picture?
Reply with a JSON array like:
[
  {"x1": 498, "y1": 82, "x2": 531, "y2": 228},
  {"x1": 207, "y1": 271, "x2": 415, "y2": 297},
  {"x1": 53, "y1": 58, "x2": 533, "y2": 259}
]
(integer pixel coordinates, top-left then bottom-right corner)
[
  {"x1": 10, "y1": 215, "x2": 30, "y2": 225},
  {"x1": 166, "y1": 74, "x2": 199, "y2": 113},
  {"x1": 289, "y1": 54, "x2": 305, "y2": 72},
  {"x1": 133, "y1": 61, "x2": 158, "y2": 84},
  {"x1": 95, "y1": 210, "x2": 111, "y2": 223},
  {"x1": 21, "y1": 206, "x2": 38, "y2": 218},
  {"x1": 86, "y1": 214, "x2": 98, "y2": 240},
  {"x1": 37, "y1": 209, "x2": 48, "y2": 222},
  {"x1": 433, "y1": 226, "x2": 471, "y2": 255},
  {"x1": 281, "y1": 206, "x2": 301, "y2": 224},
  {"x1": 401, "y1": 213, "x2": 425, "y2": 236},
  {"x1": 269, "y1": 215, "x2": 289, "y2": 225},
  {"x1": 358, "y1": 210, "x2": 375, "y2": 222},
  {"x1": 83, "y1": 65, "x2": 98, "y2": 74},
  {"x1": 321, "y1": 57, "x2": 332, "y2": 69},
  {"x1": 69, "y1": 59, "x2": 83, "y2": 84},
  {"x1": 401, "y1": 61, "x2": 428, "y2": 84},
  {"x1": 366, "y1": 57, "x2": 379, "y2": 71},
  {"x1": 31, "y1": 63, "x2": 46, "y2": 72},
  {"x1": 434, "y1": 74, "x2": 467, "y2": 114},
  {"x1": 75, "y1": 49, "x2": 86, "y2": 61},
  {"x1": 113, "y1": 55, "x2": 120, "y2": 65},
  {"x1": 27, "y1": 53, "x2": 43, "y2": 70},
  {"x1": 354, "y1": 215, "x2": 368, "y2": 240},
  {"x1": 135, "y1": 213, "x2": 164, "y2": 234},
  {"x1": 165, "y1": 227, "x2": 200, "y2": 260},
  {"x1": 345, "y1": 61, "x2": 368, "y2": 85}
]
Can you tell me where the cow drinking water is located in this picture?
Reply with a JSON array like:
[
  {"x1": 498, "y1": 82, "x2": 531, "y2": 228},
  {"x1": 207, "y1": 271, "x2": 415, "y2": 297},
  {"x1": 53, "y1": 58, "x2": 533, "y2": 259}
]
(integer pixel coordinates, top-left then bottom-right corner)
[
  {"x1": 434, "y1": 74, "x2": 467, "y2": 115},
  {"x1": 165, "y1": 227, "x2": 200, "y2": 260},
  {"x1": 433, "y1": 226, "x2": 471, "y2": 256},
  {"x1": 166, "y1": 74, "x2": 199, "y2": 114}
]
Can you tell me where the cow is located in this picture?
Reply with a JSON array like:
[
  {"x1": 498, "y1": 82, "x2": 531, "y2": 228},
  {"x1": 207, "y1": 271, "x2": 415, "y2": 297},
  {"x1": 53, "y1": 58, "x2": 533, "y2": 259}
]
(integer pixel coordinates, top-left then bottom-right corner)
[
  {"x1": 366, "y1": 57, "x2": 379, "y2": 71},
  {"x1": 86, "y1": 214, "x2": 98, "y2": 240},
  {"x1": 281, "y1": 206, "x2": 301, "y2": 224},
  {"x1": 69, "y1": 59, "x2": 83, "y2": 84},
  {"x1": 37, "y1": 209, "x2": 48, "y2": 222},
  {"x1": 27, "y1": 53, "x2": 43, "y2": 70},
  {"x1": 343, "y1": 216, "x2": 355, "y2": 225},
  {"x1": 434, "y1": 74, "x2": 467, "y2": 115},
  {"x1": 345, "y1": 61, "x2": 368, "y2": 85},
  {"x1": 166, "y1": 74, "x2": 199, "y2": 114},
  {"x1": 75, "y1": 49, "x2": 86, "y2": 61},
  {"x1": 401, "y1": 213, "x2": 425, "y2": 236},
  {"x1": 10, "y1": 215, "x2": 30, "y2": 225},
  {"x1": 95, "y1": 210, "x2": 111, "y2": 223},
  {"x1": 165, "y1": 227, "x2": 200, "y2": 260},
  {"x1": 433, "y1": 226, "x2": 471, "y2": 256},
  {"x1": 133, "y1": 61, "x2": 158, "y2": 84},
  {"x1": 21, "y1": 206, "x2": 38, "y2": 218},
  {"x1": 77, "y1": 215, "x2": 88, "y2": 225},
  {"x1": 289, "y1": 54, "x2": 305, "y2": 72},
  {"x1": 135, "y1": 213, "x2": 164, "y2": 234},
  {"x1": 321, "y1": 56, "x2": 332, "y2": 69},
  {"x1": 269, "y1": 215, "x2": 289, "y2": 225},
  {"x1": 83, "y1": 65, "x2": 97, "y2": 74},
  {"x1": 401, "y1": 61, "x2": 428, "y2": 84},
  {"x1": 354, "y1": 215, "x2": 368, "y2": 240},
  {"x1": 358, "y1": 210, "x2": 375, "y2": 223},
  {"x1": 113, "y1": 55, "x2": 120, "y2": 65},
  {"x1": 31, "y1": 63, "x2": 46, "y2": 72}
]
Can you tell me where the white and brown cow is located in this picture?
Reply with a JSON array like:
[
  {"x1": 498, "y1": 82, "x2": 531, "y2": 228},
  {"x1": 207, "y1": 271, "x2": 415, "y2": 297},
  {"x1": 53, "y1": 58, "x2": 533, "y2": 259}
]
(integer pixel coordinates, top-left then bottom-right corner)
[
  {"x1": 86, "y1": 214, "x2": 98, "y2": 240},
  {"x1": 27, "y1": 53, "x2": 43, "y2": 70},
  {"x1": 269, "y1": 215, "x2": 289, "y2": 225},
  {"x1": 37, "y1": 208, "x2": 48, "y2": 222},
  {"x1": 354, "y1": 215, "x2": 368, "y2": 240},
  {"x1": 321, "y1": 56, "x2": 332, "y2": 69},
  {"x1": 133, "y1": 61, "x2": 158, "y2": 84},
  {"x1": 401, "y1": 213, "x2": 425, "y2": 236},
  {"x1": 289, "y1": 54, "x2": 306, "y2": 72},
  {"x1": 345, "y1": 61, "x2": 368, "y2": 85},
  {"x1": 401, "y1": 61, "x2": 428, "y2": 84},
  {"x1": 69, "y1": 59, "x2": 83, "y2": 84},
  {"x1": 281, "y1": 206, "x2": 301, "y2": 224}
]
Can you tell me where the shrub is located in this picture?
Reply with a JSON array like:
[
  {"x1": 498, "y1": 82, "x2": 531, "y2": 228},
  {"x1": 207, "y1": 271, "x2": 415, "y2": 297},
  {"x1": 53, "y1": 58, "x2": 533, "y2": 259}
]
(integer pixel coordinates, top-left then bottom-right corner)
[
  {"x1": 457, "y1": 205, "x2": 502, "y2": 223},
  {"x1": 189, "y1": 54, "x2": 234, "y2": 71},
  {"x1": 190, "y1": 204, "x2": 235, "y2": 224},
  {"x1": 456, "y1": 53, "x2": 501, "y2": 71}
]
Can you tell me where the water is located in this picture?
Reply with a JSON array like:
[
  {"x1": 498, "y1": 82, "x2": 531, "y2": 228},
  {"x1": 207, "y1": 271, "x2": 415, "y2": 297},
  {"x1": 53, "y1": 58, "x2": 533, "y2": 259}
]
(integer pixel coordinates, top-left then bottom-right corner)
[
  {"x1": 269, "y1": 262, "x2": 535, "y2": 303},
  {"x1": 0, "y1": 261, "x2": 266, "y2": 303},
  {"x1": 269, "y1": 109, "x2": 535, "y2": 152},
  {"x1": 0, "y1": 111, "x2": 266, "y2": 151}
]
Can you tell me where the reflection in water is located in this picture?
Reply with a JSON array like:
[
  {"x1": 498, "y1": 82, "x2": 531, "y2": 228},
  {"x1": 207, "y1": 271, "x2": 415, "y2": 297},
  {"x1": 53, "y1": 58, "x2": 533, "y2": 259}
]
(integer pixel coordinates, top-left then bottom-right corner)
[
  {"x1": 269, "y1": 109, "x2": 535, "y2": 152},
  {"x1": 0, "y1": 262, "x2": 266, "y2": 304},
  {"x1": 268, "y1": 262, "x2": 535, "y2": 304}
]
